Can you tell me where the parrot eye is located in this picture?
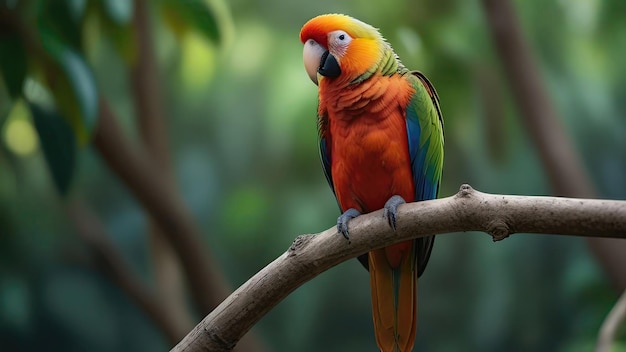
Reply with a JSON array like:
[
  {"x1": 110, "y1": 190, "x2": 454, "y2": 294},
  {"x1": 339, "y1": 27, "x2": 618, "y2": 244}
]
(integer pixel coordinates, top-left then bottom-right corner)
[
  {"x1": 328, "y1": 30, "x2": 352, "y2": 56},
  {"x1": 331, "y1": 30, "x2": 351, "y2": 43}
]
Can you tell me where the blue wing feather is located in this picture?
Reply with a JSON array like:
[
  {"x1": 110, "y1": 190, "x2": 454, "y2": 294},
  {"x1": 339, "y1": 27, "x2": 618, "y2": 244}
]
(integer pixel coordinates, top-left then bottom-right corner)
[
  {"x1": 405, "y1": 71, "x2": 444, "y2": 277},
  {"x1": 406, "y1": 71, "x2": 443, "y2": 201}
]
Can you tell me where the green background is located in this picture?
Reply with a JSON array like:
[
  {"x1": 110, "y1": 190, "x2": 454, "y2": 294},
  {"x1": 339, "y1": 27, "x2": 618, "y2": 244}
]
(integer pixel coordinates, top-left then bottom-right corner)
[{"x1": 1, "y1": 0, "x2": 625, "y2": 351}]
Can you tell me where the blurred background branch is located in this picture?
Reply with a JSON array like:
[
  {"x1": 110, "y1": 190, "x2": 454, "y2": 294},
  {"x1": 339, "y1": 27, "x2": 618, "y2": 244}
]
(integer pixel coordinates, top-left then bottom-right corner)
[
  {"x1": 130, "y1": 0, "x2": 199, "y2": 336},
  {"x1": 597, "y1": 288, "x2": 626, "y2": 352},
  {"x1": 66, "y1": 201, "x2": 187, "y2": 344},
  {"x1": 94, "y1": 98, "x2": 222, "y2": 328},
  {"x1": 1, "y1": 1, "x2": 263, "y2": 350},
  {"x1": 481, "y1": 0, "x2": 626, "y2": 293}
]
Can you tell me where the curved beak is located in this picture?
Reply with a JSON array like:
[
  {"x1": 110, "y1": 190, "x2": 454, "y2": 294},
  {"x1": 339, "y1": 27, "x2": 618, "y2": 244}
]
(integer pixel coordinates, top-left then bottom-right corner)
[
  {"x1": 303, "y1": 39, "x2": 341, "y2": 85},
  {"x1": 318, "y1": 51, "x2": 341, "y2": 79}
]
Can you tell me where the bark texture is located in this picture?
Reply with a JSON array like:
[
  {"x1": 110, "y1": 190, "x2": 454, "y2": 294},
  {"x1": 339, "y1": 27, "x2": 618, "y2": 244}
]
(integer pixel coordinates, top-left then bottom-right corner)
[{"x1": 171, "y1": 185, "x2": 626, "y2": 352}]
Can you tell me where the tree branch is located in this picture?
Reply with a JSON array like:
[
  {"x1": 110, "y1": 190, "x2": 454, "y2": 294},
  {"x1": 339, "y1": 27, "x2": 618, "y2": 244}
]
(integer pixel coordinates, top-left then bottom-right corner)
[
  {"x1": 130, "y1": 0, "x2": 194, "y2": 335},
  {"x1": 170, "y1": 184, "x2": 626, "y2": 352},
  {"x1": 481, "y1": 1, "x2": 626, "y2": 349},
  {"x1": 481, "y1": 0, "x2": 593, "y2": 197},
  {"x1": 65, "y1": 201, "x2": 187, "y2": 344},
  {"x1": 130, "y1": 0, "x2": 173, "y2": 169},
  {"x1": 126, "y1": 5, "x2": 264, "y2": 349},
  {"x1": 480, "y1": 0, "x2": 626, "y2": 291},
  {"x1": 596, "y1": 288, "x2": 626, "y2": 352},
  {"x1": 94, "y1": 99, "x2": 231, "y2": 315}
]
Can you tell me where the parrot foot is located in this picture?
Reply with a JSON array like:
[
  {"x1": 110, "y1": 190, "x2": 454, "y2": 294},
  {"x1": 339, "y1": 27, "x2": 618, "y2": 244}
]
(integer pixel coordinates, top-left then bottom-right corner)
[
  {"x1": 337, "y1": 208, "x2": 361, "y2": 240},
  {"x1": 383, "y1": 195, "x2": 406, "y2": 231}
]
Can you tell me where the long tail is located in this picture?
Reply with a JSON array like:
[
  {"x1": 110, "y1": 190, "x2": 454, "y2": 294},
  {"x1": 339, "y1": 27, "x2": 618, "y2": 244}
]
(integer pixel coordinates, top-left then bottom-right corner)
[{"x1": 369, "y1": 240, "x2": 418, "y2": 352}]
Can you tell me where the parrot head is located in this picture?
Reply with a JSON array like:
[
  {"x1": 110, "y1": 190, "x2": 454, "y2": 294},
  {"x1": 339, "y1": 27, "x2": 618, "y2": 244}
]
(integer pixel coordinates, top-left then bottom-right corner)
[{"x1": 300, "y1": 14, "x2": 385, "y2": 85}]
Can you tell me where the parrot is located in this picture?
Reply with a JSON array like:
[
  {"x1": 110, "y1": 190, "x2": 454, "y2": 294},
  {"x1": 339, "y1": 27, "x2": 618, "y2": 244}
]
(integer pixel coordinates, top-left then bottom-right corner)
[{"x1": 299, "y1": 14, "x2": 444, "y2": 352}]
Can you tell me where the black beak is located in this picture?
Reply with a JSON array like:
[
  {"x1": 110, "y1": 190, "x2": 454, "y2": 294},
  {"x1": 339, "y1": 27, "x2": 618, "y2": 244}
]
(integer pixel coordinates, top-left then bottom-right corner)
[{"x1": 318, "y1": 50, "x2": 341, "y2": 78}]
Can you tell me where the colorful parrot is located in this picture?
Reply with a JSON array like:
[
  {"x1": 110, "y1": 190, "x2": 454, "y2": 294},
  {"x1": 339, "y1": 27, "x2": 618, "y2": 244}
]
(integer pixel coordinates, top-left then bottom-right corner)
[{"x1": 300, "y1": 14, "x2": 444, "y2": 351}]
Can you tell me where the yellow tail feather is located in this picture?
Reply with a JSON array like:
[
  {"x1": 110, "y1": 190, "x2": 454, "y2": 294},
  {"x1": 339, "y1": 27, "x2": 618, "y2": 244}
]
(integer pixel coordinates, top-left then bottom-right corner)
[{"x1": 369, "y1": 246, "x2": 417, "y2": 352}]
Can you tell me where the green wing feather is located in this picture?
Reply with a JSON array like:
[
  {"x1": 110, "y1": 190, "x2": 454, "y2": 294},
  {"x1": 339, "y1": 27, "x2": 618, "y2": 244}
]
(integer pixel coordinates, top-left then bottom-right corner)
[{"x1": 404, "y1": 70, "x2": 444, "y2": 276}]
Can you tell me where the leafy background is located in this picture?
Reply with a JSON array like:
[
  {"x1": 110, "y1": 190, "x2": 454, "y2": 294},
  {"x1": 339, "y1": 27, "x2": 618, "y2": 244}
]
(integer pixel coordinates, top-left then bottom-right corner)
[{"x1": 1, "y1": 0, "x2": 625, "y2": 351}]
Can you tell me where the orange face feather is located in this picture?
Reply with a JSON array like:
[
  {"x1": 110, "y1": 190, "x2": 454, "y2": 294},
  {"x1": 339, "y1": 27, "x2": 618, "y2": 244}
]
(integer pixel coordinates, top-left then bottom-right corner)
[{"x1": 300, "y1": 14, "x2": 384, "y2": 83}]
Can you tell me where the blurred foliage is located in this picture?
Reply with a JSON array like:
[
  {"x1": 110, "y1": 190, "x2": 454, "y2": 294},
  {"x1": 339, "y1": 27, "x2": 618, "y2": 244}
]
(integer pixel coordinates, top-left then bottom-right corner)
[{"x1": 1, "y1": 0, "x2": 626, "y2": 351}]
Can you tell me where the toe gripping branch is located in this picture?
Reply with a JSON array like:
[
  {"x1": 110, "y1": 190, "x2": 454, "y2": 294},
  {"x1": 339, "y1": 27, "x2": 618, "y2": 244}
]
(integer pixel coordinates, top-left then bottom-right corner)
[
  {"x1": 383, "y1": 195, "x2": 406, "y2": 231},
  {"x1": 337, "y1": 208, "x2": 361, "y2": 240},
  {"x1": 337, "y1": 195, "x2": 406, "y2": 241}
]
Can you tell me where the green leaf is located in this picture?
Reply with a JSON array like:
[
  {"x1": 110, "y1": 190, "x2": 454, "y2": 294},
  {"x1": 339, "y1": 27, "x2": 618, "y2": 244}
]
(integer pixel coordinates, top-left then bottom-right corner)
[
  {"x1": 39, "y1": 31, "x2": 99, "y2": 145},
  {"x1": 38, "y1": 1, "x2": 83, "y2": 50},
  {"x1": 102, "y1": 0, "x2": 133, "y2": 25},
  {"x1": 68, "y1": 0, "x2": 88, "y2": 22},
  {"x1": 159, "y1": 0, "x2": 221, "y2": 44},
  {"x1": 0, "y1": 82, "x2": 13, "y2": 131},
  {"x1": 96, "y1": 10, "x2": 136, "y2": 64},
  {"x1": 0, "y1": 104, "x2": 9, "y2": 135},
  {"x1": 0, "y1": 34, "x2": 28, "y2": 98},
  {"x1": 28, "y1": 103, "x2": 76, "y2": 195}
]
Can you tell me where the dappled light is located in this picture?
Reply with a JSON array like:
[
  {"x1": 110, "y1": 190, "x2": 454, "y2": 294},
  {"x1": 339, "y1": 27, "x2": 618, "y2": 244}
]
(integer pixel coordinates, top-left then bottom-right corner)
[{"x1": 3, "y1": 102, "x2": 37, "y2": 156}]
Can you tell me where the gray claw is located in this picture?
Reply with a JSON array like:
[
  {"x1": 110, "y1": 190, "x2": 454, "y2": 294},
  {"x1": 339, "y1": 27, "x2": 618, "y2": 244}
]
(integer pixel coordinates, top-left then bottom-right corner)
[
  {"x1": 337, "y1": 208, "x2": 361, "y2": 240},
  {"x1": 383, "y1": 195, "x2": 406, "y2": 231}
]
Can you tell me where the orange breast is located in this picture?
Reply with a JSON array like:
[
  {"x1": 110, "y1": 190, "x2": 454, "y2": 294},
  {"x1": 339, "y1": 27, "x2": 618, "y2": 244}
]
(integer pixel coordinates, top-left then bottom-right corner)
[{"x1": 321, "y1": 74, "x2": 415, "y2": 214}]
